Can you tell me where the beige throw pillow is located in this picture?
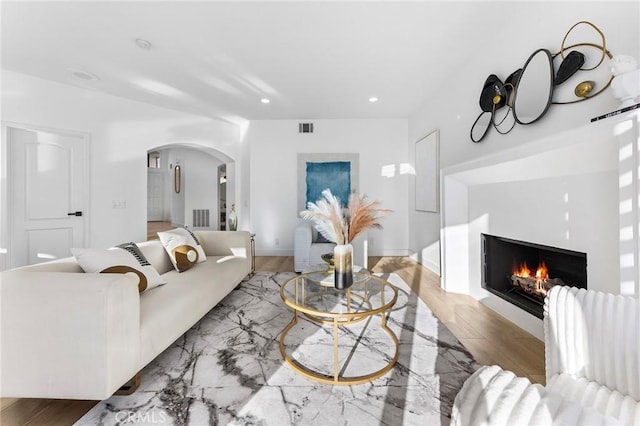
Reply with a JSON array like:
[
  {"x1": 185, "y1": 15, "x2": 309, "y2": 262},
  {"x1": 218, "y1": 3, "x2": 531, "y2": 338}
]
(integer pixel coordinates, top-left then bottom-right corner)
[
  {"x1": 71, "y1": 242, "x2": 166, "y2": 292},
  {"x1": 157, "y1": 227, "x2": 207, "y2": 272}
]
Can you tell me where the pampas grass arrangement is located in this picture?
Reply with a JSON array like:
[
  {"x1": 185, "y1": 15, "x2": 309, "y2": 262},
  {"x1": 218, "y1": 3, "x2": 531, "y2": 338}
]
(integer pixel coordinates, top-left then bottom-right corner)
[{"x1": 300, "y1": 189, "x2": 391, "y2": 245}]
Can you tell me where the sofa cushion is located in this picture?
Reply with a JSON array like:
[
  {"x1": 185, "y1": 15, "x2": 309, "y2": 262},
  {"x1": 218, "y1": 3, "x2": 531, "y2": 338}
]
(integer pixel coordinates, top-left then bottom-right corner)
[
  {"x1": 138, "y1": 240, "x2": 174, "y2": 275},
  {"x1": 71, "y1": 243, "x2": 166, "y2": 292},
  {"x1": 138, "y1": 255, "x2": 250, "y2": 367},
  {"x1": 157, "y1": 228, "x2": 207, "y2": 272}
]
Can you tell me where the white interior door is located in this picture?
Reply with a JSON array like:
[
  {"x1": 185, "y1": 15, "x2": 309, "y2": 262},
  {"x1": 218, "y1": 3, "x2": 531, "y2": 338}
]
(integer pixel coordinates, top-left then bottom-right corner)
[
  {"x1": 8, "y1": 126, "x2": 88, "y2": 267},
  {"x1": 147, "y1": 169, "x2": 164, "y2": 221}
]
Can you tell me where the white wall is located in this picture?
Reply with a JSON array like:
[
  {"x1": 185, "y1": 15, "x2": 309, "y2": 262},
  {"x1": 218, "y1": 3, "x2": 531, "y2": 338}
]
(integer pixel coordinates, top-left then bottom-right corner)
[
  {"x1": 1, "y1": 71, "x2": 239, "y2": 254},
  {"x1": 408, "y1": 2, "x2": 640, "y2": 274},
  {"x1": 164, "y1": 150, "x2": 186, "y2": 226},
  {"x1": 441, "y1": 119, "x2": 622, "y2": 338},
  {"x1": 238, "y1": 123, "x2": 252, "y2": 232},
  {"x1": 164, "y1": 148, "x2": 222, "y2": 229},
  {"x1": 225, "y1": 162, "x2": 237, "y2": 230},
  {"x1": 468, "y1": 170, "x2": 619, "y2": 285},
  {"x1": 245, "y1": 119, "x2": 408, "y2": 256}
]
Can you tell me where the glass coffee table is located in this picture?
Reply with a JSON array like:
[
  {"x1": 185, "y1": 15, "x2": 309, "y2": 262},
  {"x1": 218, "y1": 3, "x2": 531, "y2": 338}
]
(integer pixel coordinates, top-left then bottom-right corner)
[{"x1": 279, "y1": 270, "x2": 399, "y2": 385}]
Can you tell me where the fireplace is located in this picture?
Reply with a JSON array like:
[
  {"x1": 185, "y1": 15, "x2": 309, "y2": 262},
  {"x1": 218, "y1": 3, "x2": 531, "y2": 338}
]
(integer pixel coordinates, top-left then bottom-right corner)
[{"x1": 481, "y1": 234, "x2": 587, "y2": 318}]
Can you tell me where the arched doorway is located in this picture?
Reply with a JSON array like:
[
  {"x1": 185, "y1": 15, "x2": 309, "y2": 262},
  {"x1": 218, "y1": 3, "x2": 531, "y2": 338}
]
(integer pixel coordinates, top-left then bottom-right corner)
[{"x1": 146, "y1": 144, "x2": 235, "y2": 239}]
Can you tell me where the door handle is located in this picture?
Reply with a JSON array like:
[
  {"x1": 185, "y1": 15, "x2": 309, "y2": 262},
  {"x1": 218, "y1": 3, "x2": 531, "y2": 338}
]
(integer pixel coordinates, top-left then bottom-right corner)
[{"x1": 67, "y1": 211, "x2": 83, "y2": 217}]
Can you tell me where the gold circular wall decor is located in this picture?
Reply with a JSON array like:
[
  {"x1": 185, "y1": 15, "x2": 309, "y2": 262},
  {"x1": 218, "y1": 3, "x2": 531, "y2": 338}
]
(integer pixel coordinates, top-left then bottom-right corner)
[
  {"x1": 560, "y1": 21, "x2": 606, "y2": 71},
  {"x1": 469, "y1": 21, "x2": 615, "y2": 143},
  {"x1": 551, "y1": 42, "x2": 614, "y2": 105},
  {"x1": 575, "y1": 80, "x2": 595, "y2": 97}
]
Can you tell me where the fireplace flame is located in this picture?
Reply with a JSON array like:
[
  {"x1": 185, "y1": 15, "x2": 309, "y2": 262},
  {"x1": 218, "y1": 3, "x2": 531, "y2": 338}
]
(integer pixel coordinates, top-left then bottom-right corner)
[
  {"x1": 514, "y1": 262, "x2": 532, "y2": 278},
  {"x1": 513, "y1": 261, "x2": 548, "y2": 280},
  {"x1": 535, "y1": 261, "x2": 549, "y2": 280},
  {"x1": 511, "y1": 260, "x2": 557, "y2": 299}
]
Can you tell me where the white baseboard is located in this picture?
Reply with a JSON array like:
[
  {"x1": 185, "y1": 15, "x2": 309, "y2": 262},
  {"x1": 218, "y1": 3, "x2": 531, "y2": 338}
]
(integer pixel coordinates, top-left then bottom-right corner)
[
  {"x1": 368, "y1": 249, "x2": 411, "y2": 257},
  {"x1": 421, "y1": 258, "x2": 441, "y2": 275},
  {"x1": 409, "y1": 251, "x2": 441, "y2": 276},
  {"x1": 255, "y1": 248, "x2": 413, "y2": 257},
  {"x1": 256, "y1": 248, "x2": 293, "y2": 256}
]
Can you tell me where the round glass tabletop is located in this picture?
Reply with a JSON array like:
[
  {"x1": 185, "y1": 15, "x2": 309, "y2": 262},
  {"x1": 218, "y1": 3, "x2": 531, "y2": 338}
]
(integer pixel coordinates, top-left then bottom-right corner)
[{"x1": 280, "y1": 271, "x2": 398, "y2": 320}]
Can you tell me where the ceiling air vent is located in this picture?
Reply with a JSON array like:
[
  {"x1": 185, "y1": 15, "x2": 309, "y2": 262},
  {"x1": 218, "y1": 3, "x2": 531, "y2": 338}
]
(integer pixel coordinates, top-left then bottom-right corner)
[{"x1": 298, "y1": 122, "x2": 314, "y2": 134}]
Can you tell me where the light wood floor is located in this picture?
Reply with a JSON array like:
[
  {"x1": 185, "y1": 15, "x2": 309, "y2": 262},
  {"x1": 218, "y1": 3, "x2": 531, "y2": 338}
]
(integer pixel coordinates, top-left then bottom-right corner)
[
  {"x1": 0, "y1": 255, "x2": 545, "y2": 425},
  {"x1": 146, "y1": 220, "x2": 175, "y2": 240}
]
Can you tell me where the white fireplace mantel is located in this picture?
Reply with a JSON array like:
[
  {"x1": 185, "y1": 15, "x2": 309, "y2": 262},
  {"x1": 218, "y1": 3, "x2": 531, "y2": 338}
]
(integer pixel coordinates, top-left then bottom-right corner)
[{"x1": 440, "y1": 111, "x2": 640, "y2": 339}]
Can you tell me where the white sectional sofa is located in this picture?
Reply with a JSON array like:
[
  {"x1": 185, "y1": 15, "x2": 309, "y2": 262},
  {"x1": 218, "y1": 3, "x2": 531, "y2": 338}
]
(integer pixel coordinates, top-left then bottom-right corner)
[
  {"x1": 451, "y1": 286, "x2": 640, "y2": 425},
  {"x1": 0, "y1": 230, "x2": 251, "y2": 400}
]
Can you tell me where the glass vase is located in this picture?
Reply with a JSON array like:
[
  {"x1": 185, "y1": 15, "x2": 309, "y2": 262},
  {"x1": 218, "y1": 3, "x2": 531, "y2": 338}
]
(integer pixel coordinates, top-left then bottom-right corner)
[
  {"x1": 228, "y1": 204, "x2": 238, "y2": 231},
  {"x1": 333, "y1": 243, "x2": 353, "y2": 290}
]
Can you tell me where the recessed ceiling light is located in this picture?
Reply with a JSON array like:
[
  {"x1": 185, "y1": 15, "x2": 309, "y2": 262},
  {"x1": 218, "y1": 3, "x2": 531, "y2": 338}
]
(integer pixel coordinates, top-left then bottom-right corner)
[
  {"x1": 135, "y1": 38, "x2": 153, "y2": 50},
  {"x1": 68, "y1": 69, "x2": 99, "y2": 81},
  {"x1": 369, "y1": 97, "x2": 379, "y2": 103},
  {"x1": 261, "y1": 98, "x2": 270, "y2": 104}
]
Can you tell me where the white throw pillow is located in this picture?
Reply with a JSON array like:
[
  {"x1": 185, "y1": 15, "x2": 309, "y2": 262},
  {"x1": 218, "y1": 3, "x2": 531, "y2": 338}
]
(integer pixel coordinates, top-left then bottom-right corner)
[
  {"x1": 71, "y1": 242, "x2": 166, "y2": 292},
  {"x1": 157, "y1": 227, "x2": 207, "y2": 272}
]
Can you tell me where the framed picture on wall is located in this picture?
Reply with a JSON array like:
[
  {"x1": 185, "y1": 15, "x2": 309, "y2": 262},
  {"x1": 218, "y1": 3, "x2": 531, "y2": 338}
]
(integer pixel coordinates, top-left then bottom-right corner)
[
  {"x1": 297, "y1": 153, "x2": 359, "y2": 213},
  {"x1": 415, "y1": 130, "x2": 439, "y2": 212}
]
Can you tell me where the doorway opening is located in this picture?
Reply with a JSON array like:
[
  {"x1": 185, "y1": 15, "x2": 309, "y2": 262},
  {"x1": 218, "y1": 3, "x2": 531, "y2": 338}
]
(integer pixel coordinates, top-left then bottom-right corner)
[
  {"x1": 218, "y1": 164, "x2": 227, "y2": 230},
  {"x1": 146, "y1": 145, "x2": 235, "y2": 239},
  {"x1": 2, "y1": 124, "x2": 90, "y2": 270}
]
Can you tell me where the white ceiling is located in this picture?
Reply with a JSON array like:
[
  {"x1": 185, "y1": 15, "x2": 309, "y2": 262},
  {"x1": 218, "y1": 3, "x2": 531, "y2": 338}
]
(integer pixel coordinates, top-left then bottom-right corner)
[{"x1": 2, "y1": 1, "x2": 496, "y2": 124}]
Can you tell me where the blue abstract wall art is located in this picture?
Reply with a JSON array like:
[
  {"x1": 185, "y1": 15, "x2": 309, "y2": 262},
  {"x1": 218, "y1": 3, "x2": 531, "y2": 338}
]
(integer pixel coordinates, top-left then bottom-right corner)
[
  {"x1": 305, "y1": 161, "x2": 351, "y2": 207},
  {"x1": 297, "y1": 153, "x2": 359, "y2": 214}
]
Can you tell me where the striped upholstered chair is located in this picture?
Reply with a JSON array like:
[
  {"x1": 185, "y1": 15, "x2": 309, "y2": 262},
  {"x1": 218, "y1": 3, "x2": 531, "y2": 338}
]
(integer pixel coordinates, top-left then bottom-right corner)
[{"x1": 451, "y1": 286, "x2": 640, "y2": 425}]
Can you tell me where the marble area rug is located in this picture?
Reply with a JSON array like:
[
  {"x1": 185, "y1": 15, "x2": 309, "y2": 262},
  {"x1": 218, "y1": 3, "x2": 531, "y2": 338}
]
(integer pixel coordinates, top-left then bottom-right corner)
[{"x1": 76, "y1": 272, "x2": 478, "y2": 426}]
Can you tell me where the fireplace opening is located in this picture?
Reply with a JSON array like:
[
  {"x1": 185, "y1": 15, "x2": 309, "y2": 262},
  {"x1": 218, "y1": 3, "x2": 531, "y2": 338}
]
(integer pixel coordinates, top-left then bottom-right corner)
[{"x1": 481, "y1": 234, "x2": 587, "y2": 319}]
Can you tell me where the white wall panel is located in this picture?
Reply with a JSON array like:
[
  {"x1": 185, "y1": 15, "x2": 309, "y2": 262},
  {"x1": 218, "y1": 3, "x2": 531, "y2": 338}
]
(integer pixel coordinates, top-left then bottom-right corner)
[
  {"x1": 1, "y1": 71, "x2": 238, "y2": 249},
  {"x1": 407, "y1": 2, "x2": 640, "y2": 274},
  {"x1": 246, "y1": 119, "x2": 408, "y2": 256}
]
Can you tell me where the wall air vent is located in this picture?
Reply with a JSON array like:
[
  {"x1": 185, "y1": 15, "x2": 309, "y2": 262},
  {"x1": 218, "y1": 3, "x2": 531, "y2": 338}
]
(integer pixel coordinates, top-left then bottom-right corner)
[
  {"x1": 192, "y1": 209, "x2": 210, "y2": 227},
  {"x1": 298, "y1": 122, "x2": 314, "y2": 134}
]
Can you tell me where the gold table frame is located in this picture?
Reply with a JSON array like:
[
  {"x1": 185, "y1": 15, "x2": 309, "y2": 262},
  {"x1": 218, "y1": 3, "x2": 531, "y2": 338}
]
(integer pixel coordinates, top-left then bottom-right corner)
[{"x1": 279, "y1": 271, "x2": 399, "y2": 385}]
